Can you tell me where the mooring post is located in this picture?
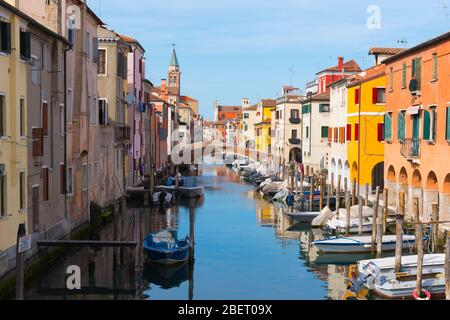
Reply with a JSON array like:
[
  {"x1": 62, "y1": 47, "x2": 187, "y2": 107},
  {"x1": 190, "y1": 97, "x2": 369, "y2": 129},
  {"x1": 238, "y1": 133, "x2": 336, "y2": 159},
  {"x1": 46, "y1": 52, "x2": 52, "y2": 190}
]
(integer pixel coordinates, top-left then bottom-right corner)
[
  {"x1": 414, "y1": 197, "x2": 424, "y2": 298},
  {"x1": 175, "y1": 165, "x2": 180, "y2": 198},
  {"x1": 189, "y1": 201, "x2": 195, "y2": 260},
  {"x1": 445, "y1": 231, "x2": 450, "y2": 300},
  {"x1": 365, "y1": 183, "x2": 370, "y2": 206},
  {"x1": 309, "y1": 175, "x2": 314, "y2": 212},
  {"x1": 372, "y1": 186, "x2": 380, "y2": 253},
  {"x1": 319, "y1": 176, "x2": 324, "y2": 211},
  {"x1": 431, "y1": 203, "x2": 439, "y2": 253},
  {"x1": 395, "y1": 192, "x2": 405, "y2": 273},
  {"x1": 294, "y1": 167, "x2": 299, "y2": 196},
  {"x1": 327, "y1": 183, "x2": 331, "y2": 208},
  {"x1": 331, "y1": 173, "x2": 335, "y2": 195},
  {"x1": 383, "y1": 188, "x2": 389, "y2": 235},
  {"x1": 358, "y1": 195, "x2": 363, "y2": 236},
  {"x1": 352, "y1": 178, "x2": 357, "y2": 206},
  {"x1": 344, "y1": 177, "x2": 348, "y2": 197},
  {"x1": 336, "y1": 175, "x2": 341, "y2": 219},
  {"x1": 377, "y1": 191, "x2": 384, "y2": 258},
  {"x1": 15, "y1": 223, "x2": 26, "y2": 300},
  {"x1": 345, "y1": 191, "x2": 351, "y2": 236}
]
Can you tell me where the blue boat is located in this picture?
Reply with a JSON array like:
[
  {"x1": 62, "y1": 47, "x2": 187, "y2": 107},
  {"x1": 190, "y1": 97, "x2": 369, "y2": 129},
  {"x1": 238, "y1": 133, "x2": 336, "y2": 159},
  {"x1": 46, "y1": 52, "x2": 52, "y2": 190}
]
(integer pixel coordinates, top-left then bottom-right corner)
[{"x1": 143, "y1": 229, "x2": 190, "y2": 265}]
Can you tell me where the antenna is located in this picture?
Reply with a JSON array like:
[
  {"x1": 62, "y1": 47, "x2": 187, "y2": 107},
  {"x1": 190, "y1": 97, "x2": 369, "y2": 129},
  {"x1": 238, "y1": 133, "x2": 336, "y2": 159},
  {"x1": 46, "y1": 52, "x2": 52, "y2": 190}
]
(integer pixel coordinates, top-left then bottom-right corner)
[{"x1": 441, "y1": 1, "x2": 449, "y2": 23}]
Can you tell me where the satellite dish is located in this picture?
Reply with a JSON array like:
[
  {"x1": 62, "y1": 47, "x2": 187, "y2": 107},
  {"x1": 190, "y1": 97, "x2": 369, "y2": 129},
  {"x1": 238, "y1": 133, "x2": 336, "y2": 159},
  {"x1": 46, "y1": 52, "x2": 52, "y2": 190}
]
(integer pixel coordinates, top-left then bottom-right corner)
[{"x1": 126, "y1": 93, "x2": 136, "y2": 105}]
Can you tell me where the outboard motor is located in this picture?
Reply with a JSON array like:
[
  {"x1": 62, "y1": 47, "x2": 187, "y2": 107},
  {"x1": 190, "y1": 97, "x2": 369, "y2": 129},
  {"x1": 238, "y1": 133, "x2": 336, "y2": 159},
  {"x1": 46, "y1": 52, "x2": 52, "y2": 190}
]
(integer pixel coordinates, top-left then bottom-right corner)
[{"x1": 158, "y1": 191, "x2": 167, "y2": 204}]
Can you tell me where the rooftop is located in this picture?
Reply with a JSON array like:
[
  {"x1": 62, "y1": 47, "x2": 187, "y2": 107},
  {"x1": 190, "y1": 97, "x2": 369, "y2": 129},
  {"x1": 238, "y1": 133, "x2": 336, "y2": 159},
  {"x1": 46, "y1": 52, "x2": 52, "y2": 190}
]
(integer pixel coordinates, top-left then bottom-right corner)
[
  {"x1": 317, "y1": 59, "x2": 361, "y2": 74},
  {"x1": 369, "y1": 47, "x2": 407, "y2": 56}
]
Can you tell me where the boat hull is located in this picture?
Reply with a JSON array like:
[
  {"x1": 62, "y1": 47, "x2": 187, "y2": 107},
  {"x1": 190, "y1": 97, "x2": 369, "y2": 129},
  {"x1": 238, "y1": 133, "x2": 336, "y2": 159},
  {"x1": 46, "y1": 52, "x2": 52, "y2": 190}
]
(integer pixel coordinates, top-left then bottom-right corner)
[
  {"x1": 287, "y1": 212, "x2": 320, "y2": 223},
  {"x1": 313, "y1": 236, "x2": 415, "y2": 253},
  {"x1": 144, "y1": 246, "x2": 190, "y2": 265},
  {"x1": 374, "y1": 278, "x2": 445, "y2": 299}
]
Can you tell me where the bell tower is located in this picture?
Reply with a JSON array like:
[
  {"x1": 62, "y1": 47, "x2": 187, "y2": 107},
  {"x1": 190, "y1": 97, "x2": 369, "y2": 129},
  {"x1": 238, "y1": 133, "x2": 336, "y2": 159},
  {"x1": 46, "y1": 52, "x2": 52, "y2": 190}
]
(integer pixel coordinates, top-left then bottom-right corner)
[{"x1": 168, "y1": 47, "x2": 181, "y2": 103}]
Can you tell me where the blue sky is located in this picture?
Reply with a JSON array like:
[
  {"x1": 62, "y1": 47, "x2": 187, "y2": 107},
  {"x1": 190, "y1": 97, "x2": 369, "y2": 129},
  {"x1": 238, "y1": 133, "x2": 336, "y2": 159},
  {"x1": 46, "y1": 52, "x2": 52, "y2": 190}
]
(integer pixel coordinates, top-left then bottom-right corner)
[{"x1": 87, "y1": 0, "x2": 450, "y2": 120}]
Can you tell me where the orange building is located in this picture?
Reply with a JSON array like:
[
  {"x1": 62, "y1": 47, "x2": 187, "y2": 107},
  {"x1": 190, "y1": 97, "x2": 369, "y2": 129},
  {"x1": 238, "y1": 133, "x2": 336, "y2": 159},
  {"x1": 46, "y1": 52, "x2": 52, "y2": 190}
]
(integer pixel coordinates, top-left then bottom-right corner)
[
  {"x1": 383, "y1": 32, "x2": 450, "y2": 229},
  {"x1": 213, "y1": 105, "x2": 242, "y2": 141}
]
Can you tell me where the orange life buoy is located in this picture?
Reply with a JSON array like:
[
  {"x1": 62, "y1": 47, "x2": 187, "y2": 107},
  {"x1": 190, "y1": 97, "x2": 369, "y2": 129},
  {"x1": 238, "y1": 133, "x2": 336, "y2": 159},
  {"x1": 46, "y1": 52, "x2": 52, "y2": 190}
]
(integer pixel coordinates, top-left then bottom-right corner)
[{"x1": 412, "y1": 289, "x2": 431, "y2": 300}]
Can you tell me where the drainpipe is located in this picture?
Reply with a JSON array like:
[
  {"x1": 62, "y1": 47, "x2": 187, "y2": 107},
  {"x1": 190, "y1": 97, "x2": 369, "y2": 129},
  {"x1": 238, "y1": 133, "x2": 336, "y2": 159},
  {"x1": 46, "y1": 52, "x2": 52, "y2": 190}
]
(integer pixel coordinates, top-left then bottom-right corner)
[{"x1": 358, "y1": 83, "x2": 362, "y2": 196}]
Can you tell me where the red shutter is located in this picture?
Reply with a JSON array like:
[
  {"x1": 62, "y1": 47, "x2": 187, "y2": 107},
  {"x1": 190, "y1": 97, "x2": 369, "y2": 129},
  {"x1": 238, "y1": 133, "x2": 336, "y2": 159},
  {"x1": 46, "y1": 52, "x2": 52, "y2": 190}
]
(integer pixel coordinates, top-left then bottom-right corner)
[
  {"x1": 32, "y1": 128, "x2": 44, "y2": 156},
  {"x1": 377, "y1": 123, "x2": 384, "y2": 142},
  {"x1": 60, "y1": 164, "x2": 66, "y2": 194},
  {"x1": 355, "y1": 88, "x2": 360, "y2": 105},
  {"x1": 355, "y1": 123, "x2": 360, "y2": 141},
  {"x1": 42, "y1": 167, "x2": 49, "y2": 201},
  {"x1": 372, "y1": 87, "x2": 378, "y2": 104},
  {"x1": 346, "y1": 124, "x2": 352, "y2": 141},
  {"x1": 42, "y1": 102, "x2": 48, "y2": 136}
]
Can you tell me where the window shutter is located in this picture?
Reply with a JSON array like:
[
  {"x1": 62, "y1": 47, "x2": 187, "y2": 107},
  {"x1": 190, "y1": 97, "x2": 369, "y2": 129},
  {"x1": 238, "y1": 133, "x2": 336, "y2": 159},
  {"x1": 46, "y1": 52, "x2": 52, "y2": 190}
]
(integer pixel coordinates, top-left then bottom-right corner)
[
  {"x1": 384, "y1": 114, "x2": 392, "y2": 141},
  {"x1": 355, "y1": 123, "x2": 359, "y2": 141},
  {"x1": 398, "y1": 112, "x2": 405, "y2": 141},
  {"x1": 402, "y1": 63, "x2": 407, "y2": 88},
  {"x1": 346, "y1": 124, "x2": 352, "y2": 141},
  {"x1": 42, "y1": 102, "x2": 48, "y2": 135},
  {"x1": 372, "y1": 87, "x2": 378, "y2": 104},
  {"x1": 377, "y1": 123, "x2": 384, "y2": 142},
  {"x1": 93, "y1": 37, "x2": 99, "y2": 63},
  {"x1": 328, "y1": 128, "x2": 332, "y2": 143},
  {"x1": 446, "y1": 107, "x2": 450, "y2": 141},
  {"x1": 355, "y1": 88, "x2": 360, "y2": 105},
  {"x1": 42, "y1": 167, "x2": 49, "y2": 201},
  {"x1": 334, "y1": 127, "x2": 338, "y2": 142},
  {"x1": 60, "y1": 164, "x2": 66, "y2": 194},
  {"x1": 5, "y1": 22, "x2": 11, "y2": 52},
  {"x1": 32, "y1": 128, "x2": 44, "y2": 156},
  {"x1": 339, "y1": 127, "x2": 345, "y2": 143},
  {"x1": 423, "y1": 110, "x2": 431, "y2": 141},
  {"x1": 432, "y1": 108, "x2": 437, "y2": 141}
]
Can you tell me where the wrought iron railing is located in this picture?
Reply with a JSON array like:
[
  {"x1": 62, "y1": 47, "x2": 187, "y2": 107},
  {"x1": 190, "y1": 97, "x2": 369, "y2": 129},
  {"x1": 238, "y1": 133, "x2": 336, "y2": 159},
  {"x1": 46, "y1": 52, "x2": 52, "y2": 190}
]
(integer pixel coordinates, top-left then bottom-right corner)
[
  {"x1": 289, "y1": 138, "x2": 301, "y2": 145},
  {"x1": 115, "y1": 124, "x2": 131, "y2": 142},
  {"x1": 400, "y1": 138, "x2": 421, "y2": 159}
]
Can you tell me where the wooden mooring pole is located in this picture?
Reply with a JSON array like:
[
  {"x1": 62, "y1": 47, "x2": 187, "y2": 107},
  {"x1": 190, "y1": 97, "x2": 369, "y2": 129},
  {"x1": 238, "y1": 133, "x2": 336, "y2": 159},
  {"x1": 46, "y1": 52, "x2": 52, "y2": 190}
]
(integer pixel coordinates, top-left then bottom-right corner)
[
  {"x1": 327, "y1": 183, "x2": 331, "y2": 208},
  {"x1": 383, "y1": 188, "x2": 388, "y2": 235},
  {"x1": 414, "y1": 197, "x2": 424, "y2": 298},
  {"x1": 345, "y1": 191, "x2": 351, "y2": 236},
  {"x1": 319, "y1": 176, "x2": 324, "y2": 211},
  {"x1": 371, "y1": 186, "x2": 380, "y2": 253},
  {"x1": 336, "y1": 175, "x2": 341, "y2": 219},
  {"x1": 352, "y1": 178, "x2": 357, "y2": 206},
  {"x1": 377, "y1": 190, "x2": 383, "y2": 258},
  {"x1": 358, "y1": 195, "x2": 363, "y2": 236},
  {"x1": 365, "y1": 183, "x2": 370, "y2": 205},
  {"x1": 309, "y1": 175, "x2": 314, "y2": 212},
  {"x1": 15, "y1": 223, "x2": 26, "y2": 300},
  {"x1": 431, "y1": 204, "x2": 439, "y2": 253},
  {"x1": 395, "y1": 192, "x2": 405, "y2": 273},
  {"x1": 445, "y1": 231, "x2": 450, "y2": 300}
]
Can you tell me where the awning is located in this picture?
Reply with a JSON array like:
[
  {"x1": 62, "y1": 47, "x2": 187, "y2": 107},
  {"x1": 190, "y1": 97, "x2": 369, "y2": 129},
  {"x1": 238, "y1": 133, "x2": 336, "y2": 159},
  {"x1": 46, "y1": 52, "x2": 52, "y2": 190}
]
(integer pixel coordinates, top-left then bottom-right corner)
[{"x1": 406, "y1": 105, "x2": 423, "y2": 115}]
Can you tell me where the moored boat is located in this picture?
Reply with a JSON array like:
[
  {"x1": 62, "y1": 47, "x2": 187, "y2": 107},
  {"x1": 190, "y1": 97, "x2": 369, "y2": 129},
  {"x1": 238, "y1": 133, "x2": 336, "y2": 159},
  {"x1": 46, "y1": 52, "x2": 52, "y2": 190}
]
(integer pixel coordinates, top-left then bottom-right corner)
[
  {"x1": 143, "y1": 229, "x2": 190, "y2": 265},
  {"x1": 287, "y1": 211, "x2": 321, "y2": 224}
]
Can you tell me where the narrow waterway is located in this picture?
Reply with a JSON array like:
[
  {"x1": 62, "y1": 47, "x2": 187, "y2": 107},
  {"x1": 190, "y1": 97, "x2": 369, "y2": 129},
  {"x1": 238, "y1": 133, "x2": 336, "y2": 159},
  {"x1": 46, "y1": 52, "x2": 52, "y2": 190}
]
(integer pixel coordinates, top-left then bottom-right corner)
[{"x1": 25, "y1": 165, "x2": 387, "y2": 300}]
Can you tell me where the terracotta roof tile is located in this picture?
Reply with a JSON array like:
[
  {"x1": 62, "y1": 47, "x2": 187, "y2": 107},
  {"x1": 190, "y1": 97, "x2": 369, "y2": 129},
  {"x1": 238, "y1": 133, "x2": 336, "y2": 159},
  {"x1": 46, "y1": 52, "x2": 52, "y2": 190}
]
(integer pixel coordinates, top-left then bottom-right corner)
[
  {"x1": 369, "y1": 47, "x2": 406, "y2": 55},
  {"x1": 318, "y1": 59, "x2": 361, "y2": 74}
]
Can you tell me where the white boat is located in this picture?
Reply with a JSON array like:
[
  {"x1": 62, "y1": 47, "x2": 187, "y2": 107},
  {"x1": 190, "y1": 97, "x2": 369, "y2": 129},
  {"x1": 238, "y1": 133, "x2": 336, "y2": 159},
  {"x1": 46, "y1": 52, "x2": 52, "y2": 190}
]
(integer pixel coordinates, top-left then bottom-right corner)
[
  {"x1": 154, "y1": 185, "x2": 176, "y2": 192},
  {"x1": 287, "y1": 211, "x2": 320, "y2": 223},
  {"x1": 326, "y1": 217, "x2": 396, "y2": 234},
  {"x1": 178, "y1": 186, "x2": 204, "y2": 198},
  {"x1": 358, "y1": 254, "x2": 445, "y2": 277},
  {"x1": 374, "y1": 272, "x2": 446, "y2": 299},
  {"x1": 312, "y1": 235, "x2": 416, "y2": 253},
  {"x1": 152, "y1": 191, "x2": 173, "y2": 205}
]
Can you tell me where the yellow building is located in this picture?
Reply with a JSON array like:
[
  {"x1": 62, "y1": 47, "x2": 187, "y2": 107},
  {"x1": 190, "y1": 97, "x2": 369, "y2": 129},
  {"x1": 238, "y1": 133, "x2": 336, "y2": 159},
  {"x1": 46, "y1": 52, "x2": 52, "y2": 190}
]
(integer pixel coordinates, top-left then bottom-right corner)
[
  {"x1": 254, "y1": 99, "x2": 276, "y2": 156},
  {"x1": 347, "y1": 65, "x2": 386, "y2": 193},
  {"x1": 0, "y1": 3, "x2": 29, "y2": 254}
]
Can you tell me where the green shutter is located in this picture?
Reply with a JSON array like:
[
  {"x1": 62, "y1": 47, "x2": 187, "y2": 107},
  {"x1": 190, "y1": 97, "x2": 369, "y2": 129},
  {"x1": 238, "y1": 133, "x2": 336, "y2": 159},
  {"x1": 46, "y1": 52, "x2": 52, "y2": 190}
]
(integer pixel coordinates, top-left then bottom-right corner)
[
  {"x1": 446, "y1": 107, "x2": 450, "y2": 141},
  {"x1": 423, "y1": 110, "x2": 430, "y2": 141},
  {"x1": 302, "y1": 104, "x2": 311, "y2": 114},
  {"x1": 398, "y1": 112, "x2": 405, "y2": 141},
  {"x1": 384, "y1": 114, "x2": 392, "y2": 141},
  {"x1": 402, "y1": 63, "x2": 407, "y2": 88},
  {"x1": 433, "y1": 54, "x2": 438, "y2": 80},
  {"x1": 432, "y1": 108, "x2": 437, "y2": 141},
  {"x1": 321, "y1": 126, "x2": 329, "y2": 138},
  {"x1": 416, "y1": 58, "x2": 422, "y2": 90}
]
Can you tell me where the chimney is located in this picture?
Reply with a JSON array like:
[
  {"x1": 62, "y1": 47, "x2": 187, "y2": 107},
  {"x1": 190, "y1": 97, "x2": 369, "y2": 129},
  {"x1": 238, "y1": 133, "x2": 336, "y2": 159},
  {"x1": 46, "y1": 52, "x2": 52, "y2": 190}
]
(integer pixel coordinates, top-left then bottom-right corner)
[
  {"x1": 161, "y1": 79, "x2": 168, "y2": 101},
  {"x1": 338, "y1": 56, "x2": 344, "y2": 70}
]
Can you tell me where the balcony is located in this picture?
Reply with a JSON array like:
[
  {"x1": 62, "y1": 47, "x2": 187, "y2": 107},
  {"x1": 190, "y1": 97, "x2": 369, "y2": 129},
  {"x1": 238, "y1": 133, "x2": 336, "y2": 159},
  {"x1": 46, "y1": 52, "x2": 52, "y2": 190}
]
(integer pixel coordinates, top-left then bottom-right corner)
[
  {"x1": 289, "y1": 138, "x2": 301, "y2": 145},
  {"x1": 289, "y1": 117, "x2": 301, "y2": 124},
  {"x1": 401, "y1": 138, "x2": 421, "y2": 160},
  {"x1": 115, "y1": 124, "x2": 131, "y2": 142}
]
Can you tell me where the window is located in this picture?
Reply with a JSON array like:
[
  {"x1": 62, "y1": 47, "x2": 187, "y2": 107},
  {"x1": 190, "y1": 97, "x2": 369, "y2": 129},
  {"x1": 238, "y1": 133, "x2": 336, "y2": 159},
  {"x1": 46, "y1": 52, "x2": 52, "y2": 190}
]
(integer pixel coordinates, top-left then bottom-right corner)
[
  {"x1": 411, "y1": 57, "x2": 422, "y2": 90},
  {"x1": 292, "y1": 129, "x2": 298, "y2": 139},
  {"x1": 354, "y1": 123, "x2": 359, "y2": 141},
  {"x1": 68, "y1": 28, "x2": 75, "y2": 47},
  {"x1": 19, "y1": 171, "x2": 25, "y2": 210},
  {"x1": 432, "y1": 53, "x2": 438, "y2": 81},
  {"x1": 402, "y1": 63, "x2": 407, "y2": 89},
  {"x1": 305, "y1": 126, "x2": 309, "y2": 138},
  {"x1": 243, "y1": 113, "x2": 249, "y2": 119},
  {"x1": 59, "y1": 164, "x2": 65, "y2": 194},
  {"x1": 346, "y1": 124, "x2": 352, "y2": 141},
  {"x1": 384, "y1": 112, "x2": 393, "y2": 142},
  {"x1": 302, "y1": 104, "x2": 311, "y2": 114},
  {"x1": 398, "y1": 111, "x2": 406, "y2": 142},
  {"x1": 372, "y1": 88, "x2": 386, "y2": 104},
  {"x1": 0, "y1": 21, "x2": 11, "y2": 53},
  {"x1": 85, "y1": 32, "x2": 90, "y2": 58},
  {"x1": 423, "y1": 110, "x2": 431, "y2": 141},
  {"x1": 0, "y1": 170, "x2": 5, "y2": 218},
  {"x1": 446, "y1": 106, "x2": 450, "y2": 141},
  {"x1": 42, "y1": 101, "x2": 48, "y2": 136},
  {"x1": 430, "y1": 106, "x2": 437, "y2": 142},
  {"x1": 67, "y1": 167, "x2": 73, "y2": 194},
  {"x1": 32, "y1": 128, "x2": 44, "y2": 157},
  {"x1": 0, "y1": 94, "x2": 5, "y2": 137},
  {"x1": 98, "y1": 48, "x2": 106, "y2": 75},
  {"x1": 333, "y1": 127, "x2": 338, "y2": 142},
  {"x1": 390, "y1": 67, "x2": 394, "y2": 91},
  {"x1": 19, "y1": 98, "x2": 25, "y2": 137},
  {"x1": 377, "y1": 123, "x2": 384, "y2": 142},
  {"x1": 319, "y1": 104, "x2": 330, "y2": 112},
  {"x1": 321, "y1": 126, "x2": 329, "y2": 139},
  {"x1": 339, "y1": 127, "x2": 345, "y2": 144},
  {"x1": 279, "y1": 110, "x2": 283, "y2": 120},
  {"x1": 42, "y1": 167, "x2": 49, "y2": 201},
  {"x1": 93, "y1": 37, "x2": 99, "y2": 63},
  {"x1": 291, "y1": 109, "x2": 299, "y2": 119},
  {"x1": 354, "y1": 88, "x2": 360, "y2": 105},
  {"x1": 99, "y1": 99, "x2": 108, "y2": 125},
  {"x1": 20, "y1": 29, "x2": 31, "y2": 60}
]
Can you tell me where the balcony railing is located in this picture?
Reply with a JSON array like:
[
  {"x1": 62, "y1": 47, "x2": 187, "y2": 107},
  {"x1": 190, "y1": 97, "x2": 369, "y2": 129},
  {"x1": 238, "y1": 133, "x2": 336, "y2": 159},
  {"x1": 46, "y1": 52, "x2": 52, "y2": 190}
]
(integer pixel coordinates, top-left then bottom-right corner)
[
  {"x1": 289, "y1": 138, "x2": 301, "y2": 145},
  {"x1": 115, "y1": 124, "x2": 131, "y2": 142},
  {"x1": 401, "y1": 138, "x2": 421, "y2": 159},
  {"x1": 289, "y1": 117, "x2": 301, "y2": 124}
]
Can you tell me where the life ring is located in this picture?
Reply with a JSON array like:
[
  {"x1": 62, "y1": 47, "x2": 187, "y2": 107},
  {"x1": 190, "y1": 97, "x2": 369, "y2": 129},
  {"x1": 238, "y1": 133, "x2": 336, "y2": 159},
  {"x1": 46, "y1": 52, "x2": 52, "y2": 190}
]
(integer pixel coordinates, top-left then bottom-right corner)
[{"x1": 412, "y1": 289, "x2": 431, "y2": 300}]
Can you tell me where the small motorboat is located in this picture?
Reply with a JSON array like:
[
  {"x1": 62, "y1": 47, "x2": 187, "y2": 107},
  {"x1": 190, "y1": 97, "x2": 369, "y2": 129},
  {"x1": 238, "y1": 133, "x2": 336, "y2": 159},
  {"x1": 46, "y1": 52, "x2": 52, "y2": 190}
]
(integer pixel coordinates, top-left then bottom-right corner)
[
  {"x1": 312, "y1": 234, "x2": 416, "y2": 253},
  {"x1": 178, "y1": 186, "x2": 204, "y2": 198},
  {"x1": 287, "y1": 211, "x2": 321, "y2": 224},
  {"x1": 326, "y1": 217, "x2": 396, "y2": 234},
  {"x1": 143, "y1": 229, "x2": 190, "y2": 265},
  {"x1": 152, "y1": 191, "x2": 173, "y2": 206}
]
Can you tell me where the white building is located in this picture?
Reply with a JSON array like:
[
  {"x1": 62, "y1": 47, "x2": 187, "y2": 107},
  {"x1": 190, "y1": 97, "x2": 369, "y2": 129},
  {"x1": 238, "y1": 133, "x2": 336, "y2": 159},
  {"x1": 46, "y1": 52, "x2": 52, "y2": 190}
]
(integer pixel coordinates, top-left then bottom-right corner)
[
  {"x1": 327, "y1": 78, "x2": 350, "y2": 187},
  {"x1": 242, "y1": 100, "x2": 258, "y2": 149},
  {"x1": 301, "y1": 92, "x2": 331, "y2": 173}
]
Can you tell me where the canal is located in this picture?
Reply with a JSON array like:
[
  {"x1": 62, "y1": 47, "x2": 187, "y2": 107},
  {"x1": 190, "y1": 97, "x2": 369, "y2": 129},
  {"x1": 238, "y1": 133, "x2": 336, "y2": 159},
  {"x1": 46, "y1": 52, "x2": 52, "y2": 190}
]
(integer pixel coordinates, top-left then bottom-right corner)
[{"x1": 24, "y1": 165, "x2": 379, "y2": 300}]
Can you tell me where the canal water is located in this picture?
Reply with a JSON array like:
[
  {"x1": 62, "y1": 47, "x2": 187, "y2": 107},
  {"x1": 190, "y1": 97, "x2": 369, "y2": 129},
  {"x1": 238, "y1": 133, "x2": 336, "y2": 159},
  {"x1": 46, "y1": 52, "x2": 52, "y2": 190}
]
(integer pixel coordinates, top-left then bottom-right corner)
[{"x1": 25, "y1": 165, "x2": 389, "y2": 300}]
